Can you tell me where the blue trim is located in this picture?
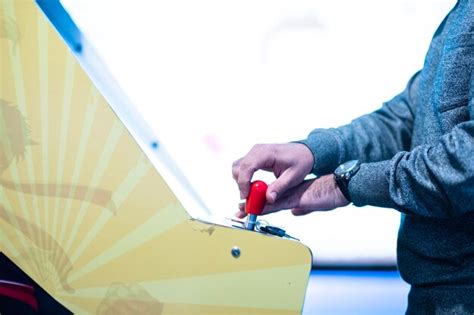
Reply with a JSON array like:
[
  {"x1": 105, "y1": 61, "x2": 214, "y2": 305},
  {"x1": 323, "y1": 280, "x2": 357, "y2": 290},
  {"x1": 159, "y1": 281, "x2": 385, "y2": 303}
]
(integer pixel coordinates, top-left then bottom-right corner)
[{"x1": 36, "y1": 0, "x2": 82, "y2": 53}]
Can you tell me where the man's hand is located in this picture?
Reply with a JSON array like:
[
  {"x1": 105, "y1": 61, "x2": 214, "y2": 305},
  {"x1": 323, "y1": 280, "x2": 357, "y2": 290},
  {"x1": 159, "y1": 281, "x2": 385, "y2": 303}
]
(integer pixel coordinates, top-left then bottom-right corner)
[
  {"x1": 267, "y1": 174, "x2": 350, "y2": 215},
  {"x1": 236, "y1": 174, "x2": 350, "y2": 218},
  {"x1": 232, "y1": 143, "x2": 314, "y2": 203}
]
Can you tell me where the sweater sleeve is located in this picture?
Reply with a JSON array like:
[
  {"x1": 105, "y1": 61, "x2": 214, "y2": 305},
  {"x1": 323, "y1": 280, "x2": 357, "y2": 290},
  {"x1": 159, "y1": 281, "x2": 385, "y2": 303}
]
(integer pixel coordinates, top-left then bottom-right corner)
[
  {"x1": 349, "y1": 76, "x2": 474, "y2": 218},
  {"x1": 299, "y1": 71, "x2": 420, "y2": 175}
]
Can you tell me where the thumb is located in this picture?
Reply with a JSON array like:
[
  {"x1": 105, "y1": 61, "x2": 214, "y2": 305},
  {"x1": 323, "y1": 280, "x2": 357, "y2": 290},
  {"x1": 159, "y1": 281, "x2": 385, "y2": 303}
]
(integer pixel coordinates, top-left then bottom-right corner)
[
  {"x1": 266, "y1": 169, "x2": 301, "y2": 204},
  {"x1": 291, "y1": 207, "x2": 312, "y2": 216}
]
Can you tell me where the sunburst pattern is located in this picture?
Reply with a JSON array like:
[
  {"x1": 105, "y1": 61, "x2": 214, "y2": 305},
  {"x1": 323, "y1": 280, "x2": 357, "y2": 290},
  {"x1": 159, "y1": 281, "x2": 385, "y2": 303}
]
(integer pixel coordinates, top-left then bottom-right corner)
[{"x1": 0, "y1": 1, "x2": 311, "y2": 314}]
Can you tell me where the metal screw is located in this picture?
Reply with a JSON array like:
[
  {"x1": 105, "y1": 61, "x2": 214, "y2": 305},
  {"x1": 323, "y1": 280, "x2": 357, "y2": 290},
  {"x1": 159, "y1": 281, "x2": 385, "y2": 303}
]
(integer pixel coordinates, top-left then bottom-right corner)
[{"x1": 231, "y1": 246, "x2": 241, "y2": 258}]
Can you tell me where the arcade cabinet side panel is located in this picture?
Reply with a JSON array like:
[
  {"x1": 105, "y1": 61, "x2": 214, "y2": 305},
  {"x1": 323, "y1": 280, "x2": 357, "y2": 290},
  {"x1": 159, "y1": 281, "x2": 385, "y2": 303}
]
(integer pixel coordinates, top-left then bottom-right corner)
[{"x1": 0, "y1": 1, "x2": 312, "y2": 314}]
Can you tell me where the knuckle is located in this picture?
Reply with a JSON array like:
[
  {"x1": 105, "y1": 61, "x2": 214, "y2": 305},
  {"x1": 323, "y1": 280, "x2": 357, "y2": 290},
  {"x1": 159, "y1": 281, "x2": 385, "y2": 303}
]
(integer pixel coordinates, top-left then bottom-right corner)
[
  {"x1": 232, "y1": 160, "x2": 239, "y2": 168},
  {"x1": 252, "y1": 143, "x2": 262, "y2": 150},
  {"x1": 251, "y1": 143, "x2": 269, "y2": 154},
  {"x1": 232, "y1": 164, "x2": 239, "y2": 178},
  {"x1": 237, "y1": 177, "x2": 248, "y2": 187},
  {"x1": 269, "y1": 143, "x2": 279, "y2": 154},
  {"x1": 239, "y1": 161, "x2": 252, "y2": 172}
]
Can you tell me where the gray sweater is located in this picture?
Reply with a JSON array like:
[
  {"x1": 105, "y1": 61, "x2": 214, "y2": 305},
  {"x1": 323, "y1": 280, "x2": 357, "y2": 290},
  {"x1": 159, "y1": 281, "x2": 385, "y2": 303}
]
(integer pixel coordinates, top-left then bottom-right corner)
[{"x1": 301, "y1": 0, "x2": 473, "y2": 312}]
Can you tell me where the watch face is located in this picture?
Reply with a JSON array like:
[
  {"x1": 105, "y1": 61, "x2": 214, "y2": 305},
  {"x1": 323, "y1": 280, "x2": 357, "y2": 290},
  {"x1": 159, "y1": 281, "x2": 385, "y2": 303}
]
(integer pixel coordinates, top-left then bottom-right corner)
[{"x1": 335, "y1": 160, "x2": 359, "y2": 175}]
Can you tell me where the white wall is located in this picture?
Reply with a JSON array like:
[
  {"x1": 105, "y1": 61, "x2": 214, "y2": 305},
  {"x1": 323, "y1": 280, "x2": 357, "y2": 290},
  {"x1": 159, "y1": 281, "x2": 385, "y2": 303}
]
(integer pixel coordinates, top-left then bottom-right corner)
[{"x1": 61, "y1": 0, "x2": 455, "y2": 264}]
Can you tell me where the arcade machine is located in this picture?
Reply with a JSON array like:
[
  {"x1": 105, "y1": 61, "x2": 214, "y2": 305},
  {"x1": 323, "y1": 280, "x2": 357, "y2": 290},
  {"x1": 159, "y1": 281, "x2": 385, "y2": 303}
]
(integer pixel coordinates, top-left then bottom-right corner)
[{"x1": 0, "y1": 0, "x2": 312, "y2": 313}]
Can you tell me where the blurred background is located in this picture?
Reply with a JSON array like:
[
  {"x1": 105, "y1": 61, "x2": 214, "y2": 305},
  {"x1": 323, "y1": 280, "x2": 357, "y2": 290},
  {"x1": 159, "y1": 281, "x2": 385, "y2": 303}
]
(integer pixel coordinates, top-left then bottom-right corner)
[{"x1": 58, "y1": 0, "x2": 455, "y2": 312}]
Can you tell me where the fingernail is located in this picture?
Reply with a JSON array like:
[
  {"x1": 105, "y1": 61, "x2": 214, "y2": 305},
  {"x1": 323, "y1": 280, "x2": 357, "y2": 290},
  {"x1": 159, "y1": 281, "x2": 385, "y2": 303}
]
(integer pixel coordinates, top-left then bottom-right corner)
[{"x1": 270, "y1": 191, "x2": 277, "y2": 202}]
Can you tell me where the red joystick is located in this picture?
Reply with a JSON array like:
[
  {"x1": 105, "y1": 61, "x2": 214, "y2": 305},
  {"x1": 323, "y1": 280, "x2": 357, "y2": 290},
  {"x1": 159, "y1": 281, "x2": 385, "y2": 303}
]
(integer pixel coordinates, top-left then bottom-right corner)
[{"x1": 245, "y1": 180, "x2": 268, "y2": 230}]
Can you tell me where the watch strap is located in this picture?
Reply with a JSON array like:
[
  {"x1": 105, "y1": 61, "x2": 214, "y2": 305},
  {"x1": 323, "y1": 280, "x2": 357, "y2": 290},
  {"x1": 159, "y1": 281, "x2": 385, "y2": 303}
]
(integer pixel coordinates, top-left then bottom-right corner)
[
  {"x1": 334, "y1": 160, "x2": 360, "y2": 202},
  {"x1": 335, "y1": 174, "x2": 351, "y2": 202}
]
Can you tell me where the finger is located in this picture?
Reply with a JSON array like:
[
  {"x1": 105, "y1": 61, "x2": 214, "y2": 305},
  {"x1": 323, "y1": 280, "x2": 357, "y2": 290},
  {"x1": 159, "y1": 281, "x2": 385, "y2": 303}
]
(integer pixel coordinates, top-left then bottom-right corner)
[
  {"x1": 237, "y1": 167, "x2": 255, "y2": 199},
  {"x1": 266, "y1": 180, "x2": 314, "y2": 212},
  {"x1": 291, "y1": 207, "x2": 313, "y2": 216},
  {"x1": 235, "y1": 210, "x2": 247, "y2": 219},
  {"x1": 236, "y1": 201, "x2": 246, "y2": 218},
  {"x1": 262, "y1": 191, "x2": 301, "y2": 214},
  {"x1": 266, "y1": 194, "x2": 299, "y2": 213},
  {"x1": 266, "y1": 169, "x2": 302, "y2": 204},
  {"x1": 231, "y1": 158, "x2": 242, "y2": 181},
  {"x1": 233, "y1": 158, "x2": 256, "y2": 197},
  {"x1": 260, "y1": 204, "x2": 281, "y2": 216},
  {"x1": 233, "y1": 145, "x2": 278, "y2": 200},
  {"x1": 236, "y1": 154, "x2": 273, "y2": 199}
]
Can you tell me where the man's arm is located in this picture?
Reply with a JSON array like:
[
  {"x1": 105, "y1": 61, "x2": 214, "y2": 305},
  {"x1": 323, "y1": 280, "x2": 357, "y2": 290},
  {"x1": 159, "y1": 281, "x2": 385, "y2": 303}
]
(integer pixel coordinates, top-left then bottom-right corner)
[
  {"x1": 300, "y1": 71, "x2": 421, "y2": 175},
  {"x1": 349, "y1": 80, "x2": 474, "y2": 219},
  {"x1": 261, "y1": 85, "x2": 473, "y2": 219},
  {"x1": 231, "y1": 71, "x2": 422, "y2": 211}
]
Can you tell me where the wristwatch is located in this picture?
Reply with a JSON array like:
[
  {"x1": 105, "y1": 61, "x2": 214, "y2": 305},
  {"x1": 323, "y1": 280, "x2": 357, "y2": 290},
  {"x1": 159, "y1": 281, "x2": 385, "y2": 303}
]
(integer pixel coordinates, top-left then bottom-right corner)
[{"x1": 334, "y1": 160, "x2": 360, "y2": 202}]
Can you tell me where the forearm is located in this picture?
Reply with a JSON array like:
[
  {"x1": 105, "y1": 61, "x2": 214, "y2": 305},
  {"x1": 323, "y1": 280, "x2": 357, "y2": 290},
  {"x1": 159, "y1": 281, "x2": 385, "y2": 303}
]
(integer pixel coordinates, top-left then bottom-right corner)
[{"x1": 348, "y1": 120, "x2": 474, "y2": 218}]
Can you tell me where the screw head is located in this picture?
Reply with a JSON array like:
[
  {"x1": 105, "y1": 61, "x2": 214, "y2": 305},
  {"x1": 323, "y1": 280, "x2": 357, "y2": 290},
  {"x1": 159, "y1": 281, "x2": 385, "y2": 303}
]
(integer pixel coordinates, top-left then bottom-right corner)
[{"x1": 231, "y1": 246, "x2": 241, "y2": 258}]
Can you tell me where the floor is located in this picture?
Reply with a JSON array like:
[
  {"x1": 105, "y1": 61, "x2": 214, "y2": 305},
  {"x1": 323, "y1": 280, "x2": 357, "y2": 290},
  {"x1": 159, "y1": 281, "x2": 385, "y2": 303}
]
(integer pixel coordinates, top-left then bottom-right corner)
[{"x1": 303, "y1": 270, "x2": 410, "y2": 315}]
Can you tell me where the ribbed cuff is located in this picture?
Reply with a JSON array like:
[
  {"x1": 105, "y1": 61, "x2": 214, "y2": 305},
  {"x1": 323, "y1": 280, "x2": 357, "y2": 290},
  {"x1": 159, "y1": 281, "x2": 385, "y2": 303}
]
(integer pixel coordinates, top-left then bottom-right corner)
[
  {"x1": 294, "y1": 130, "x2": 342, "y2": 175},
  {"x1": 349, "y1": 160, "x2": 395, "y2": 208}
]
